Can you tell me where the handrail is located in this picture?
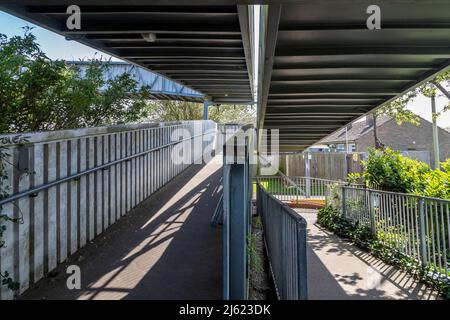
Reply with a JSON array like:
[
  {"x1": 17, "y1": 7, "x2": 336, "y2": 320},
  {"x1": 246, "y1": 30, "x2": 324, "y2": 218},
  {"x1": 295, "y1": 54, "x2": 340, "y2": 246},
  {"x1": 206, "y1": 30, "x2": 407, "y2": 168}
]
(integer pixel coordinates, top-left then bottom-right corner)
[
  {"x1": 256, "y1": 181, "x2": 308, "y2": 300},
  {"x1": 0, "y1": 131, "x2": 213, "y2": 207},
  {"x1": 256, "y1": 180, "x2": 307, "y2": 224},
  {"x1": 210, "y1": 193, "x2": 224, "y2": 227},
  {"x1": 340, "y1": 184, "x2": 450, "y2": 279},
  {"x1": 343, "y1": 185, "x2": 450, "y2": 204}
]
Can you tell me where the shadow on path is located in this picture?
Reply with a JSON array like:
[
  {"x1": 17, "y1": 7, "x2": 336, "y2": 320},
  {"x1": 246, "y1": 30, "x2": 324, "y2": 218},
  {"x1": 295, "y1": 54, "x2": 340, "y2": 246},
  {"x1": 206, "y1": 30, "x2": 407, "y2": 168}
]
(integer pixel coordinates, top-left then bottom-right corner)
[
  {"x1": 299, "y1": 209, "x2": 440, "y2": 300},
  {"x1": 20, "y1": 159, "x2": 223, "y2": 300}
]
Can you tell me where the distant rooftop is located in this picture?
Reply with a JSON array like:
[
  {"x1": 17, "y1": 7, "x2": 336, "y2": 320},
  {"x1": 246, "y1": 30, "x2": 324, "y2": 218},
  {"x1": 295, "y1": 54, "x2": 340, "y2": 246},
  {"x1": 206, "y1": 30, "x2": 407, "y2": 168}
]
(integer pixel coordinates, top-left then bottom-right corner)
[{"x1": 320, "y1": 115, "x2": 392, "y2": 144}]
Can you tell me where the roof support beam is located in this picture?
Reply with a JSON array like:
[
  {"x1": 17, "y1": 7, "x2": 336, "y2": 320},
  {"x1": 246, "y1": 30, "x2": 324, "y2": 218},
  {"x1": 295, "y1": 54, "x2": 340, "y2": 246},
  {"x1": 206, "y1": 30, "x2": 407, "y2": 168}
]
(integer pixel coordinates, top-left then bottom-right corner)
[
  {"x1": 237, "y1": 5, "x2": 255, "y2": 101},
  {"x1": 27, "y1": 5, "x2": 238, "y2": 15},
  {"x1": 62, "y1": 24, "x2": 241, "y2": 35},
  {"x1": 276, "y1": 46, "x2": 450, "y2": 57},
  {"x1": 278, "y1": 23, "x2": 450, "y2": 31},
  {"x1": 258, "y1": 4, "x2": 281, "y2": 129}
]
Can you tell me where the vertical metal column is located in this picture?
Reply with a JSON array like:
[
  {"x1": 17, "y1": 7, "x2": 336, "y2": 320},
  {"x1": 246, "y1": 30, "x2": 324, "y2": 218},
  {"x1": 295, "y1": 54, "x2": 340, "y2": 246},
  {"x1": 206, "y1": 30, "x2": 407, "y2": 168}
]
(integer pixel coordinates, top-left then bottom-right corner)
[
  {"x1": 418, "y1": 198, "x2": 428, "y2": 267},
  {"x1": 368, "y1": 190, "x2": 376, "y2": 236},
  {"x1": 305, "y1": 152, "x2": 311, "y2": 198},
  {"x1": 342, "y1": 187, "x2": 347, "y2": 218},
  {"x1": 296, "y1": 219, "x2": 308, "y2": 299},
  {"x1": 203, "y1": 100, "x2": 211, "y2": 120},
  {"x1": 431, "y1": 95, "x2": 440, "y2": 169},
  {"x1": 223, "y1": 130, "x2": 254, "y2": 300}
]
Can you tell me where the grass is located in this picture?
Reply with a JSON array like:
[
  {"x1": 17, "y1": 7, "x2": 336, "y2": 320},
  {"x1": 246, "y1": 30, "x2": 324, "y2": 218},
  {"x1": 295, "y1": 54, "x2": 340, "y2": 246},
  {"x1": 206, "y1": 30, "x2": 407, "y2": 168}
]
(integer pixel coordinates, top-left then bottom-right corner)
[{"x1": 254, "y1": 179, "x2": 326, "y2": 196}]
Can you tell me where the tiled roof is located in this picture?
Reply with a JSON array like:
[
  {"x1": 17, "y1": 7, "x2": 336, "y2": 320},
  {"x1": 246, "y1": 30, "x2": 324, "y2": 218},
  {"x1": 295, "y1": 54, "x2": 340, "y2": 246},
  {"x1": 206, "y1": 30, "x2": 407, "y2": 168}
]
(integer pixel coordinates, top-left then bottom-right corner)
[{"x1": 320, "y1": 115, "x2": 392, "y2": 144}]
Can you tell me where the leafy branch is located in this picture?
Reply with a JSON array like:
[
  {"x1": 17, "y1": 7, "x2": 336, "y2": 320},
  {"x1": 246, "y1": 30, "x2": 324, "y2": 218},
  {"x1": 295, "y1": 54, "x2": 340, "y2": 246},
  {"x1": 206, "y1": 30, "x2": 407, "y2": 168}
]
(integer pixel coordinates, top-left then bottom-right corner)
[
  {"x1": 369, "y1": 69, "x2": 450, "y2": 149},
  {"x1": 0, "y1": 136, "x2": 29, "y2": 292}
]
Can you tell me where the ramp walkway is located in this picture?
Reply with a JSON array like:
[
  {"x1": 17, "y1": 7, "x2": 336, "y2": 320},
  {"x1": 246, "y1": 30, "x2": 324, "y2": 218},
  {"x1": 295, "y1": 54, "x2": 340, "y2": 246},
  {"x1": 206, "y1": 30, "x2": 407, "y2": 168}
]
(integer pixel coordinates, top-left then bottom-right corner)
[{"x1": 19, "y1": 157, "x2": 223, "y2": 300}]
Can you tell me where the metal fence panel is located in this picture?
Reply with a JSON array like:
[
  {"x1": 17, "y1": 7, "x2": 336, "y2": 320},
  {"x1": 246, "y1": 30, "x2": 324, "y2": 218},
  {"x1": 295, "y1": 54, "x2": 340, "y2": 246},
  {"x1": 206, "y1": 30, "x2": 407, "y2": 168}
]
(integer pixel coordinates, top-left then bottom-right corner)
[
  {"x1": 0, "y1": 120, "x2": 216, "y2": 299},
  {"x1": 342, "y1": 186, "x2": 450, "y2": 280},
  {"x1": 222, "y1": 125, "x2": 254, "y2": 300},
  {"x1": 256, "y1": 182, "x2": 308, "y2": 300}
]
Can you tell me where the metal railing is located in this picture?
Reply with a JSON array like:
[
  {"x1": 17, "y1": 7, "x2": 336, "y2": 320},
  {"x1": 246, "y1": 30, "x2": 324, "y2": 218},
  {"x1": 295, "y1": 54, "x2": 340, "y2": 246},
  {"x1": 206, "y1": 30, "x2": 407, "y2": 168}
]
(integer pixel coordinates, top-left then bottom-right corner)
[
  {"x1": 257, "y1": 175, "x2": 346, "y2": 201},
  {"x1": 256, "y1": 180, "x2": 308, "y2": 300},
  {"x1": 0, "y1": 120, "x2": 216, "y2": 299},
  {"x1": 342, "y1": 186, "x2": 450, "y2": 279},
  {"x1": 222, "y1": 125, "x2": 255, "y2": 300},
  {"x1": 210, "y1": 194, "x2": 223, "y2": 227}
]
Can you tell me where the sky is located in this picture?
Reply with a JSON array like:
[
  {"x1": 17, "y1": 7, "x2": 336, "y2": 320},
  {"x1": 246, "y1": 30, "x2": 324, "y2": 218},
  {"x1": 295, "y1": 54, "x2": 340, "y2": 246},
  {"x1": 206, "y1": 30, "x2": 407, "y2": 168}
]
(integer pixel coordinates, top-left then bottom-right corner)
[
  {"x1": 0, "y1": 11, "x2": 118, "y2": 61},
  {"x1": 1, "y1": 10, "x2": 450, "y2": 128}
]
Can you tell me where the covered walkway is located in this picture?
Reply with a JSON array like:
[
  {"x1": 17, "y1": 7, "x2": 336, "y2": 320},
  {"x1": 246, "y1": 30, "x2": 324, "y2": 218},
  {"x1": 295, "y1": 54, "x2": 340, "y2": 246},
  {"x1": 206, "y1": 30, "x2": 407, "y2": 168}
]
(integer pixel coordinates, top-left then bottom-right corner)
[
  {"x1": 19, "y1": 157, "x2": 223, "y2": 300},
  {"x1": 299, "y1": 209, "x2": 440, "y2": 300}
]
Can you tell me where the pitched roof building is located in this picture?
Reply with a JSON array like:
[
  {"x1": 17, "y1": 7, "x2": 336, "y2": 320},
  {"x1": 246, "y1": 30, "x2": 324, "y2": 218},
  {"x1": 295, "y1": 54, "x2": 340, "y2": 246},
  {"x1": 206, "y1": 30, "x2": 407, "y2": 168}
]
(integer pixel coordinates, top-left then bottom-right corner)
[{"x1": 319, "y1": 115, "x2": 450, "y2": 165}]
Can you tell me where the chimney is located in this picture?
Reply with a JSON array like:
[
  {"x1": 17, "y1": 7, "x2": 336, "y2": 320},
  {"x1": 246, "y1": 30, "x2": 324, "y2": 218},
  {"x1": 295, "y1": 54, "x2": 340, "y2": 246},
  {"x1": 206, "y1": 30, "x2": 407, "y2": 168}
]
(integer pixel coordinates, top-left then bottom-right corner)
[{"x1": 366, "y1": 115, "x2": 374, "y2": 127}]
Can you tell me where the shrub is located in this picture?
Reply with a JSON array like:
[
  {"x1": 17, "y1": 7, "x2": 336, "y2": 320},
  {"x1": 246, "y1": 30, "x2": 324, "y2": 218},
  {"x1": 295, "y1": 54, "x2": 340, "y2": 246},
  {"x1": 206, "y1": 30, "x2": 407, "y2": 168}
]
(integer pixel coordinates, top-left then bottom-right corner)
[
  {"x1": 0, "y1": 28, "x2": 152, "y2": 134},
  {"x1": 355, "y1": 148, "x2": 450, "y2": 200},
  {"x1": 362, "y1": 148, "x2": 430, "y2": 193}
]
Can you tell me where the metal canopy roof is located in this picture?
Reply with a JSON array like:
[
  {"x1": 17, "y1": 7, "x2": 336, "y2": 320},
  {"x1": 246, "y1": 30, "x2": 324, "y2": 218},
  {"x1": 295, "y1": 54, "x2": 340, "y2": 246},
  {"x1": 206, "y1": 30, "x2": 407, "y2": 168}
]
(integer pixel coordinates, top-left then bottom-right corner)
[
  {"x1": 259, "y1": 1, "x2": 450, "y2": 152},
  {"x1": 0, "y1": 1, "x2": 254, "y2": 105},
  {"x1": 3, "y1": 1, "x2": 450, "y2": 153},
  {"x1": 68, "y1": 61, "x2": 204, "y2": 102}
]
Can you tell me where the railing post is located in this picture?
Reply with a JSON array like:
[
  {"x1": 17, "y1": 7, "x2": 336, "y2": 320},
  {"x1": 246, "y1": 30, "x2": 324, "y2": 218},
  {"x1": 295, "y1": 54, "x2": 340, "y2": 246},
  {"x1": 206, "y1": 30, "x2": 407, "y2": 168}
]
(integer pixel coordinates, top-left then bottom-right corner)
[
  {"x1": 418, "y1": 198, "x2": 428, "y2": 267},
  {"x1": 341, "y1": 186, "x2": 346, "y2": 218},
  {"x1": 368, "y1": 190, "x2": 376, "y2": 236},
  {"x1": 305, "y1": 153, "x2": 311, "y2": 198},
  {"x1": 296, "y1": 220, "x2": 308, "y2": 300},
  {"x1": 280, "y1": 205, "x2": 286, "y2": 299}
]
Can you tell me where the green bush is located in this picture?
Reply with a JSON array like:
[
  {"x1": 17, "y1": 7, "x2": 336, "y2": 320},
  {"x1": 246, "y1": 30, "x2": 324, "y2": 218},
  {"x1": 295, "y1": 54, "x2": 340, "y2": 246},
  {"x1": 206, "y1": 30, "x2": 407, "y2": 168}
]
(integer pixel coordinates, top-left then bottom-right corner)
[
  {"x1": 419, "y1": 159, "x2": 450, "y2": 199},
  {"x1": 317, "y1": 205, "x2": 372, "y2": 243},
  {"x1": 355, "y1": 148, "x2": 450, "y2": 199},
  {"x1": 362, "y1": 148, "x2": 430, "y2": 193},
  {"x1": 0, "y1": 28, "x2": 152, "y2": 134}
]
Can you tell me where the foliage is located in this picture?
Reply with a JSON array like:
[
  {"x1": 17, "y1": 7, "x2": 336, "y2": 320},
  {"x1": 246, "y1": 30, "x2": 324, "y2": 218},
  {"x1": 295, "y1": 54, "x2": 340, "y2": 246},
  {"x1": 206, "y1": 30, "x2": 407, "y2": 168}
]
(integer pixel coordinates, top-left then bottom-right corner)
[
  {"x1": 346, "y1": 173, "x2": 362, "y2": 185},
  {"x1": 368, "y1": 68, "x2": 450, "y2": 147},
  {"x1": 361, "y1": 148, "x2": 430, "y2": 193},
  {"x1": 145, "y1": 100, "x2": 203, "y2": 122},
  {"x1": 354, "y1": 148, "x2": 450, "y2": 199},
  {"x1": 374, "y1": 90, "x2": 421, "y2": 126},
  {"x1": 419, "y1": 160, "x2": 450, "y2": 199},
  {"x1": 248, "y1": 216, "x2": 263, "y2": 274},
  {"x1": 371, "y1": 68, "x2": 450, "y2": 129},
  {"x1": 0, "y1": 28, "x2": 152, "y2": 133},
  {"x1": 0, "y1": 136, "x2": 28, "y2": 292},
  {"x1": 325, "y1": 182, "x2": 343, "y2": 211},
  {"x1": 317, "y1": 205, "x2": 450, "y2": 298},
  {"x1": 432, "y1": 70, "x2": 450, "y2": 116},
  {"x1": 209, "y1": 104, "x2": 256, "y2": 125},
  {"x1": 122, "y1": 97, "x2": 256, "y2": 125},
  {"x1": 0, "y1": 28, "x2": 256, "y2": 133}
]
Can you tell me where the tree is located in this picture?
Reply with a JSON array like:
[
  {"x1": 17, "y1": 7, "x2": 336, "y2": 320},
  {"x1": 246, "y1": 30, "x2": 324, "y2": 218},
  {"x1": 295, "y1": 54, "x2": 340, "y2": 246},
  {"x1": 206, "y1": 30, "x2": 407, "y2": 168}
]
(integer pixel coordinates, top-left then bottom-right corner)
[
  {"x1": 370, "y1": 90, "x2": 420, "y2": 149},
  {"x1": 145, "y1": 100, "x2": 203, "y2": 122},
  {"x1": 0, "y1": 28, "x2": 152, "y2": 134},
  {"x1": 208, "y1": 104, "x2": 256, "y2": 124},
  {"x1": 145, "y1": 101, "x2": 256, "y2": 124},
  {"x1": 1, "y1": 28, "x2": 257, "y2": 133},
  {"x1": 369, "y1": 69, "x2": 450, "y2": 150}
]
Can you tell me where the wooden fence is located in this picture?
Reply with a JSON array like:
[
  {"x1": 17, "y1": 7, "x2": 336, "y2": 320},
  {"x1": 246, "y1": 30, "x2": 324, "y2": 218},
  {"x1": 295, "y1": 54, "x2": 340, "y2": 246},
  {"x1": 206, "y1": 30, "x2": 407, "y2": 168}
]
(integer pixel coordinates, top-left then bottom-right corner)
[
  {"x1": 0, "y1": 120, "x2": 216, "y2": 299},
  {"x1": 285, "y1": 152, "x2": 365, "y2": 181},
  {"x1": 285, "y1": 150, "x2": 431, "y2": 181}
]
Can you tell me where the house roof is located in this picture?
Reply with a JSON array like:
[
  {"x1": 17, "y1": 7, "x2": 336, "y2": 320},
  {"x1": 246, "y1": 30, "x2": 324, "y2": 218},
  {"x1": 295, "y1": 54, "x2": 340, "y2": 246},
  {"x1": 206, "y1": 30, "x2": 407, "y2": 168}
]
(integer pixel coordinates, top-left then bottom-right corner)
[{"x1": 320, "y1": 115, "x2": 392, "y2": 144}]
